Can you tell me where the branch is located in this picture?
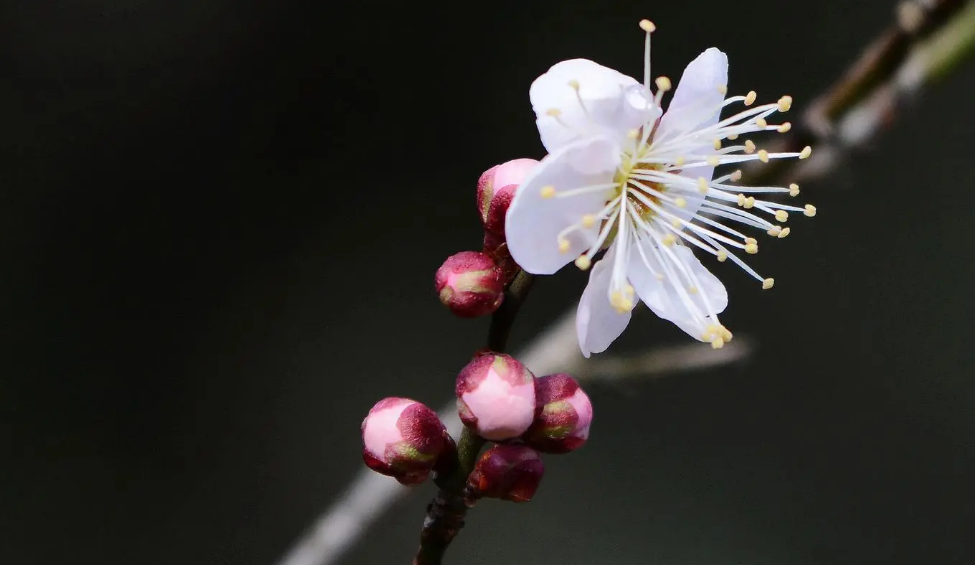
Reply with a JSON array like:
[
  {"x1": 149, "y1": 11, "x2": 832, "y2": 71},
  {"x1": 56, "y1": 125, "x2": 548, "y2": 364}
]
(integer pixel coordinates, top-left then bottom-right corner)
[
  {"x1": 748, "y1": 0, "x2": 975, "y2": 185},
  {"x1": 274, "y1": 3, "x2": 975, "y2": 564},
  {"x1": 412, "y1": 271, "x2": 534, "y2": 565}
]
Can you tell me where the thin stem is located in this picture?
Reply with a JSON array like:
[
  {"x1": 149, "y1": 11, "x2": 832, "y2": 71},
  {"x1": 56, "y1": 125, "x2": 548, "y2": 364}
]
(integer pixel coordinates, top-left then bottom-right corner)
[
  {"x1": 412, "y1": 270, "x2": 535, "y2": 565},
  {"x1": 487, "y1": 270, "x2": 535, "y2": 352}
]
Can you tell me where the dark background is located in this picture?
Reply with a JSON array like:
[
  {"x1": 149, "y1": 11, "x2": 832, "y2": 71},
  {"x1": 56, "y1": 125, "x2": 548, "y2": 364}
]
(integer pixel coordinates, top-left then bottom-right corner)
[{"x1": 3, "y1": 1, "x2": 974, "y2": 564}]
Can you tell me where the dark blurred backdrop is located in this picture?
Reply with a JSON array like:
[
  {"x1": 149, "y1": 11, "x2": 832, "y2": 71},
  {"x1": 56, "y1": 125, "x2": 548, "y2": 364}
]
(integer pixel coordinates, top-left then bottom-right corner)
[{"x1": 2, "y1": 1, "x2": 974, "y2": 564}]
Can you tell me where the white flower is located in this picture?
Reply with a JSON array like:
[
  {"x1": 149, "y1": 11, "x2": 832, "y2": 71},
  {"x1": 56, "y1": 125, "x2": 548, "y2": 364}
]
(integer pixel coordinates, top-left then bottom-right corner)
[{"x1": 506, "y1": 20, "x2": 816, "y2": 357}]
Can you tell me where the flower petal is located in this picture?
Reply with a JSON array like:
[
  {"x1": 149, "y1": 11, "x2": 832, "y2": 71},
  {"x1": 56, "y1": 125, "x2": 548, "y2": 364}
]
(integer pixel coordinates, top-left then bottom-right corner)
[
  {"x1": 657, "y1": 48, "x2": 728, "y2": 139},
  {"x1": 506, "y1": 137, "x2": 618, "y2": 275},
  {"x1": 656, "y1": 48, "x2": 729, "y2": 221},
  {"x1": 576, "y1": 247, "x2": 632, "y2": 358},
  {"x1": 628, "y1": 241, "x2": 727, "y2": 340},
  {"x1": 530, "y1": 59, "x2": 659, "y2": 153}
]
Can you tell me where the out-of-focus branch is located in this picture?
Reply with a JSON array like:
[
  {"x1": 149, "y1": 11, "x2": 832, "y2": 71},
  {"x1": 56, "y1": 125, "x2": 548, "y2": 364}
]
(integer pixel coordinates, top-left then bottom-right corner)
[
  {"x1": 750, "y1": 0, "x2": 975, "y2": 185},
  {"x1": 275, "y1": 3, "x2": 975, "y2": 565}
]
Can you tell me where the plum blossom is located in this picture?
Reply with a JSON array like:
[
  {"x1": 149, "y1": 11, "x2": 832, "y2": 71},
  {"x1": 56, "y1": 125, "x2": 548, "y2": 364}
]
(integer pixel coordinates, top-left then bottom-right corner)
[{"x1": 506, "y1": 20, "x2": 816, "y2": 357}]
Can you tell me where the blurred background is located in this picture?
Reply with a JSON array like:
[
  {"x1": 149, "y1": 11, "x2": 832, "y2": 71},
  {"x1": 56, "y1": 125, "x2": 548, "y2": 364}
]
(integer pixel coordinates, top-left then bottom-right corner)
[{"x1": 3, "y1": 1, "x2": 974, "y2": 564}]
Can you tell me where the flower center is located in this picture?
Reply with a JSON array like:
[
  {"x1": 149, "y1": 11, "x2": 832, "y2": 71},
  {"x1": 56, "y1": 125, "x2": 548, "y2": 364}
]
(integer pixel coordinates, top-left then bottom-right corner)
[{"x1": 614, "y1": 154, "x2": 664, "y2": 220}]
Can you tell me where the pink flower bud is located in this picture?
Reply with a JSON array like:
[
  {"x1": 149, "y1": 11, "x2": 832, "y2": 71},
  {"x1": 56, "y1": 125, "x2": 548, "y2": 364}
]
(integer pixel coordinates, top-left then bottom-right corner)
[
  {"x1": 523, "y1": 374, "x2": 593, "y2": 453},
  {"x1": 468, "y1": 444, "x2": 544, "y2": 503},
  {"x1": 361, "y1": 397, "x2": 452, "y2": 485},
  {"x1": 476, "y1": 158, "x2": 538, "y2": 237},
  {"x1": 435, "y1": 251, "x2": 504, "y2": 318},
  {"x1": 456, "y1": 353, "x2": 536, "y2": 441}
]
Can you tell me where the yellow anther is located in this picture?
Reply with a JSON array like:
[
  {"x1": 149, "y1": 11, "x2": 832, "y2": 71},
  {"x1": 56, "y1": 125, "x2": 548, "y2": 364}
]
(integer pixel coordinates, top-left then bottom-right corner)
[
  {"x1": 778, "y1": 227, "x2": 791, "y2": 238},
  {"x1": 711, "y1": 337, "x2": 725, "y2": 349},
  {"x1": 707, "y1": 156, "x2": 720, "y2": 166},
  {"x1": 789, "y1": 183, "x2": 800, "y2": 197},
  {"x1": 540, "y1": 185, "x2": 556, "y2": 198},
  {"x1": 662, "y1": 234, "x2": 677, "y2": 246},
  {"x1": 717, "y1": 84, "x2": 728, "y2": 95},
  {"x1": 610, "y1": 291, "x2": 634, "y2": 313},
  {"x1": 675, "y1": 156, "x2": 686, "y2": 167},
  {"x1": 737, "y1": 193, "x2": 746, "y2": 206},
  {"x1": 756, "y1": 118, "x2": 768, "y2": 129},
  {"x1": 744, "y1": 91, "x2": 757, "y2": 106},
  {"x1": 698, "y1": 177, "x2": 709, "y2": 194},
  {"x1": 582, "y1": 214, "x2": 596, "y2": 228},
  {"x1": 575, "y1": 256, "x2": 592, "y2": 270},
  {"x1": 674, "y1": 197, "x2": 687, "y2": 208},
  {"x1": 717, "y1": 250, "x2": 728, "y2": 262},
  {"x1": 745, "y1": 237, "x2": 758, "y2": 245},
  {"x1": 558, "y1": 239, "x2": 571, "y2": 253},
  {"x1": 762, "y1": 278, "x2": 775, "y2": 290},
  {"x1": 744, "y1": 197, "x2": 756, "y2": 209},
  {"x1": 758, "y1": 149, "x2": 770, "y2": 163},
  {"x1": 730, "y1": 169, "x2": 743, "y2": 182},
  {"x1": 655, "y1": 76, "x2": 672, "y2": 92},
  {"x1": 778, "y1": 122, "x2": 792, "y2": 133},
  {"x1": 745, "y1": 243, "x2": 759, "y2": 254},
  {"x1": 804, "y1": 204, "x2": 817, "y2": 217},
  {"x1": 568, "y1": 79, "x2": 580, "y2": 90},
  {"x1": 713, "y1": 138, "x2": 722, "y2": 150},
  {"x1": 799, "y1": 146, "x2": 813, "y2": 159},
  {"x1": 767, "y1": 226, "x2": 782, "y2": 237},
  {"x1": 775, "y1": 210, "x2": 789, "y2": 222},
  {"x1": 688, "y1": 286, "x2": 699, "y2": 295},
  {"x1": 728, "y1": 133, "x2": 739, "y2": 140},
  {"x1": 778, "y1": 95, "x2": 793, "y2": 112},
  {"x1": 545, "y1": 108, "x2": 562, "y2": 117},
  {"x1": 639, "y1": 19, "x2": 656, "y2": 33},
  {"x1": 671, "y1": 218, "x2": 682, "y2": 228},
  {"x1": 745, "y1": 140, "x2": 756, "y2": 154}
]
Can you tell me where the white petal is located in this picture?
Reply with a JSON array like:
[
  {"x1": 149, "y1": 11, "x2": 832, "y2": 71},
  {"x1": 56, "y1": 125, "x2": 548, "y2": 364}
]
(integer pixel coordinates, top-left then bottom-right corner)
[
  {"x1": 505, "y1": 137, "x2": 618, "y2": 275},
  {"x1": 657, "y1": 48, "x2": 728, "y2": 139},
  {"x1": 628, "y1": 241, "x2": 727, "y2": 340},
  {"x1": 576, "y1": 247, "x2": 632, "y2": 358},
  {"x1": 657, "y1": 48, "x2": 729, "y2": 221},
  {"x1": 530, "y1": 59, "x2": 659, "y2": 153}
]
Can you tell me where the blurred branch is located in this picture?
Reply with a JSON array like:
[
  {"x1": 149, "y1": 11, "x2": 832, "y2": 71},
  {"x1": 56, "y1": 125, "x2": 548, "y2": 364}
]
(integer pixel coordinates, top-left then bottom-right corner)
[
  {"x1": 751, "y1": 0, "x2": 975, "y2": 184},
  {"x1": 275, "y1": 3, "x2": 975, "y2": 564}
]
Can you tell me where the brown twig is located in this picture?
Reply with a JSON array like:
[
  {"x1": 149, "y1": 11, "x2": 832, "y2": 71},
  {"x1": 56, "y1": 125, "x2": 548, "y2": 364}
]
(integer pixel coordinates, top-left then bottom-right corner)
[
  {"x1": 412, "y1": 271, "x2": 535, "y2": 565},
  {"x1": 747, "y1": 0, "x2": 971, "y2": 186}
]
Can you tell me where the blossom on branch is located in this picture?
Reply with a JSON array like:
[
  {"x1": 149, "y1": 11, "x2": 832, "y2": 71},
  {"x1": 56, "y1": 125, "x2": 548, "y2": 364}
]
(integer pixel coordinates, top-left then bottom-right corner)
[{"x1": 505, "y1": 20, "x2": 816, "y2": 357}]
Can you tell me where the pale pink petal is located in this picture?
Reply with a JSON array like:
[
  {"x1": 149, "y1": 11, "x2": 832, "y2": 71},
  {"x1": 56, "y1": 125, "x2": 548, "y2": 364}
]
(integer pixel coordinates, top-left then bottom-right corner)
[
  {"x1": 506, "y1": 137, "x2": 618, "y2": 275},
  {"x1": 576, "y1": 247, "x2": 632, "y2": 358},
  {"x1": 531, "y1": 59, "x2": 659, "y2": 153},
  {"x1": 656, "y1": 48, "x2": 729, "y2": 221},
  {"x1": 627, "y1": 241, "x2": 727, "y2": 340}
]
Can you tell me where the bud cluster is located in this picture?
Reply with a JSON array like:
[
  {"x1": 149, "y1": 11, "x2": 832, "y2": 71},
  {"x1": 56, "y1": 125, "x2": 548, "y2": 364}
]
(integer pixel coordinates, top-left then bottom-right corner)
[
  {"x1": 455, "y1": 352, "x2": 593, "y2": 503},
  {"x1": 435, "y1": 159, "x2": 538, "y2": 319},
  {"x1": 359, "y1": 352, "x2": 593, "y2": 504}
]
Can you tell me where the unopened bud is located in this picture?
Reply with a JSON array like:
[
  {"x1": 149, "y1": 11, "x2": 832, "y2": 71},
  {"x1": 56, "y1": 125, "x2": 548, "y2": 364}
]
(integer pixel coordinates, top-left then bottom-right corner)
[
  {"x1": 477, "y1": 158, "x2": 538, "y2": 237},
  {"x1": 523, "y1": 374, "x2": 593, "y2": 453},
  {"x1": 361, "y1": 397, "x2": 452, "y2": 485},
  {"x1": 456, "y1": 353, "x2": 536, "y2": 441},
  {"x1": 467, "y1": 444, "x2": 544, "y2": 503},
  {"x1": 435, "y1": 251, "x2": 504, "y2": 318}
]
